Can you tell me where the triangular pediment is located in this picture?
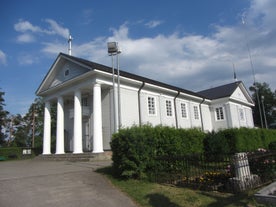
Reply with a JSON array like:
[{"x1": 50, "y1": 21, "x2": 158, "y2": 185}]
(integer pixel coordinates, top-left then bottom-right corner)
[
  {"x1": 230, "y1": 83, "x2": 254, "y2": 106},
  {"x1": 36, "y1": 53, "x2": 91, "y2": 95}
]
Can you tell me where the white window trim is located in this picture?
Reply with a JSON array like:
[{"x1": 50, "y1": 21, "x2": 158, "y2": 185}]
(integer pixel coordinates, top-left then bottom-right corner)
[
  {"x1": 147, "y1": 96, "x2": 157, "y2": 116},
  {"x1": 180, "y1": 102, "x2": 188, "y2": 119},
  {"x1": 215, "y1": 106, "x2": 225, "y2": 121},
  {"x1": 166, "y1": 100, "x2": 173, "y2": 117},
  {"x1": 239, "y1": 108, "x2": 246, "y2": 122},
  {"x1": 193, "y1": 105, "x2": 200, "y2": 120}
]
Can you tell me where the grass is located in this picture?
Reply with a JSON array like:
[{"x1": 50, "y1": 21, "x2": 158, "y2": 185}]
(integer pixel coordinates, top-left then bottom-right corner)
[{"x1": 97, "y1": 166, "x2": 269, "y2": 207}]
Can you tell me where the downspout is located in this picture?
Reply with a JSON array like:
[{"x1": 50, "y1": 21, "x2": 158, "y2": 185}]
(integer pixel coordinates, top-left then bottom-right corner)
[
  {"x1": 138, "y1": 82, "x2": 145, "y2": 126},
  {"x1": 199, "y1": 98, "x2": 205, "y2": 131},
  {"x1": 174, "y1": 91, "x2": 180, "y2": 128}
]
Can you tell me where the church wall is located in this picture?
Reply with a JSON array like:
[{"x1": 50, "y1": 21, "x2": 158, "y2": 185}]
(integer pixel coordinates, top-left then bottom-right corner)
[
  {"x1": 175, "y1": 99, "x2": 192, "y2": 129},
  {"x1": 101, "y1": 88, "x2": 112, "y2": 150},
  {"x1": 140, "y1": 91, "x2": 162, "y2": 126},
  {"x1": 189, "y1": 102, "x2": 202, "y2": 128},
  {"x1": 200, "y1": 104, "x2": 213, "y2": 131},
  {"x1": 120, "y1": 87, "x2": 140, "y2": 127}
]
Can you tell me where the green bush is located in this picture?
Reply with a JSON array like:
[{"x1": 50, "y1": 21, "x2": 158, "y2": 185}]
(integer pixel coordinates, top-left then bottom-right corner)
[
  {"x1": 268, "y1": 141, "x2": 276, "y2": 151},
  {"x1": 112, "y1": 126, "x2": 276, "y2": 179},
  {"x1": 204, "y1": 128, "x2": 276, "y2": 155},
  {"x1": 0, "y1": 147, "x2": 22, "y2": 160},
  {"x1": 111, "y1": 125, "x2": 205, "y2": 179}
]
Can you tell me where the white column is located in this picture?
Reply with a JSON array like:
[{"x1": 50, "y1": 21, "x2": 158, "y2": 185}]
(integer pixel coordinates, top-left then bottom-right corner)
[
  {"x1": 93, "y1": 83, "x2": 104, "y2": 153},
  {"x1": 73, "y1": 90, "x2": 83, "y2": 153},
  {"x1": 43, "y1": 101, "x2": 51, "y2": 155},
  {"x1": 56, "y1": 96, "x2": 65, "y2": 154}
]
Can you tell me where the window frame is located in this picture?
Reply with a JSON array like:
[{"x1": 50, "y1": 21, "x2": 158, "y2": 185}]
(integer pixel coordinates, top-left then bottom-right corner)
[
  {"x1": 180, "y1": 102, "x2": 188, "y2": 119},
  {"x1": 147, "y1": 96, "x2": 156, "y2": 116},
  {"x1": 239, "y1": 108, "x2": 245, "y2": 121},
  {"x1": 193, "y1": 105, "x2": 199, "y2": 120},
  {"x1": 166, "y1": 100, "x2": 173, "y2": 117},
  {"x1": 215, "y1": 106, "x2": 225, "y2": 121}
]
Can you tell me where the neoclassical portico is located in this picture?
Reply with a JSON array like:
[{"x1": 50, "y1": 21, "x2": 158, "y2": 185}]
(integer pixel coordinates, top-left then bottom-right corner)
[{"x1": 42, "y1": 83, "x2": 104, "y2": 154}]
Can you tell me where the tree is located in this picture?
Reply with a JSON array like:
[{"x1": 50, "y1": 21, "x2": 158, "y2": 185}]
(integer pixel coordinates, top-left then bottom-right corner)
[
  {"x1": 0, "y1": 89, "x2": 9, "y2": 146},
  {"x1": 249, "y1": 82, "x2": 276, "y2": 128},
  {"x1": 11, "y1": 97, "x2": 45, "y2": 151}
]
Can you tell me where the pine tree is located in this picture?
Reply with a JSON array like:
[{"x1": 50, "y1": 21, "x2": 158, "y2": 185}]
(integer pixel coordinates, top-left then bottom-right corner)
[{"x1": 0, "y1": 90, "x2": 9, "y2": 146}]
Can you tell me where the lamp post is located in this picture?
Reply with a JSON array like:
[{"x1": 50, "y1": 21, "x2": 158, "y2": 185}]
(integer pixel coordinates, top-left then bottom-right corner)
[
  {"x1": 261, "y1": 96, "x2": 268, "y2": 129},
  {"x1": 107, "y1": 42, "x2": 121, "y2": 132}
]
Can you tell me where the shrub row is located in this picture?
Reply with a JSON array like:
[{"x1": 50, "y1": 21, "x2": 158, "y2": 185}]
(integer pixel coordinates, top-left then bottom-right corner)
[
  {"x1": 0, "y1": 147, "x2": 24, "y2": 160},
  {"x1": 204, "y1": 128, "x2": 276, "y2": 155},
  {"x1": 111, "y1": 126, "x2": 276, "y2": 179},
  {"x1": 111, "y1": 125, "x2": 205, "y2": 179}
]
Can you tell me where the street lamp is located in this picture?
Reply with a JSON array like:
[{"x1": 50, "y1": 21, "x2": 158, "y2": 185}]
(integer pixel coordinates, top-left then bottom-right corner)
[
  {"x1": 107, "y1": 42, "x2": 121, "y2": 132},
  {"x1": 261, "y1": 96, "x2": 268, "y2": 129}
]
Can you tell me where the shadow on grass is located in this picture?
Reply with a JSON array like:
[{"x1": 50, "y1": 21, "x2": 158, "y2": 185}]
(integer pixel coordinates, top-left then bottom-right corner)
[
  {"x1": 199, "y1": 191, "x2": 258, "y2": 207},
  {"x1": 146, "y1": 193, "x2": 181, "y2": 207}
]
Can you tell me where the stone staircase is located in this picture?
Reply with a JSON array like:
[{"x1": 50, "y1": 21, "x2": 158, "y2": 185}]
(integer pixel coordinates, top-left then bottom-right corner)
[{"x1": 35, "y1": 151, "x2": 112, "y2": 162}]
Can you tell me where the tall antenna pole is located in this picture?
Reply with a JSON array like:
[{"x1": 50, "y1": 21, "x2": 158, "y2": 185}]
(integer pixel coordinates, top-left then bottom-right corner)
[
  {"x1": 68, "y1": 34, "x2": 72, "y2": 56},
  {"x1": 242, "y1": 16, "x2": 263, "y2": 128}
]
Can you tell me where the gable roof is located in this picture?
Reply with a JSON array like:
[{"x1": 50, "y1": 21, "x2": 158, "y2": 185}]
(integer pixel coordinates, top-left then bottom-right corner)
[
  {"x1": 197, "y1": 81, "x2": 242, "y2": 99},
  {"x1": 36, "y1": 53, "x2": 204, "y2": 99}
]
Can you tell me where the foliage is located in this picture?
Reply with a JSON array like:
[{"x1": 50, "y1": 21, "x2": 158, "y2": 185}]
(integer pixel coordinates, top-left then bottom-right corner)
[
  {"x1": 268, "y1": 141, "x2": 276, "y2": 151},
  {"x1": 249, "y1": 82, "x2": 276, "y2": 128},
  {"x1": 98, "y1": 166, "x2": 262, "y2": 207},
  {"x1": 204, "y1": 128, "x2": 276, "y2": 155},
  {"x1": 0, "y1": 147, "x2": 25, "y2": 160},
  {"x1": 111, "y1": 125, "x2": 205, "y2": 179},
  {"x1": 248, "y1": 148, "x2": 276, "y2": 182},
  {"x1": 0, "y1": 89, "x2": 9, "y2": 146}
]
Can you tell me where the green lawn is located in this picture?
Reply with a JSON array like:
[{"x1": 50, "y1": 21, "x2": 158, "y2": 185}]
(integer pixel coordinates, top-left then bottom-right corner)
[{"x1": 97, "y1": 167, "x2": 268, "y2": 207}]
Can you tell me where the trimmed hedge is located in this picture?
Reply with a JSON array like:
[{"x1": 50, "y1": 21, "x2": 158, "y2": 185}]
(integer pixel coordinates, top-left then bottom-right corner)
[
  {"x1": 111, "y1": 126, "x2": 276, "y2": 179},
  {"x1": 0, "y1": 147, "x2": 23, "y2": 160},
  {"x1": 111, "y1": 125, "x2": 205, "y2": 179},
  {"x1": 204, "y1": 128, "x2": 276, "y2": 155},
  {"x1": 0, "y1": 147, "x2": 35, "y2": 160}
]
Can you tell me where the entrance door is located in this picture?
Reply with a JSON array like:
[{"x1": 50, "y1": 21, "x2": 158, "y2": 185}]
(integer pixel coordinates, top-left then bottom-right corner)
[{"x1": 82, "y1": 120, "x2": 90, "y2": 151}]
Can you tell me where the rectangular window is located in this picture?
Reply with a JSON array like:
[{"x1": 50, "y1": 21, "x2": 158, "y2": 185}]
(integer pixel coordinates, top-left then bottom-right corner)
[
  {"x1": 239, "y1": 108, "x2": 245, "y2": 121},
  {"x1": 215, "y1": 107, "x2": 224, "y2": 120},
  {"x1": 166, "y1": 100, "x2": 172, "y2": 116},
  {"x1": 148, "y1": 96, "x2": 156, "y2": 115},
  {"x1": 181, "y1": 103, "x2": 187, "y2": 118},
  {"x1": 193, "y1": 106, "x2": 199, "y2": 120},
  {"x1": 82, "y1": 97, "x2": 88, "y2": 106}
]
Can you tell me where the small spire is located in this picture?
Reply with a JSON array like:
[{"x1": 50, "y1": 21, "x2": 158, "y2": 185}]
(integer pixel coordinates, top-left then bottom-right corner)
[
  {"x1": 233, "y1": 63, "x2": 238, "y2": 82},
  {"x1": 68, "y1": 34, "x2": 73, "y2": 56}
]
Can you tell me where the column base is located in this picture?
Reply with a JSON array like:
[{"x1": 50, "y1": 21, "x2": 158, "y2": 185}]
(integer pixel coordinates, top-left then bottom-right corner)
[
  {"x1": 92, "y1": 150, "x2": 104, "y2": 154},
  {"x1": 73, "y1": 151, "x2": 83, "y2": 154}
]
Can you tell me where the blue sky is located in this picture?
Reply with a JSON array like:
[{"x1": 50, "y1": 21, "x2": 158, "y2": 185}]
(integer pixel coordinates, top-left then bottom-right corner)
[{"x1": 1, "y1": 0, "x2": 276, "y2": 115}]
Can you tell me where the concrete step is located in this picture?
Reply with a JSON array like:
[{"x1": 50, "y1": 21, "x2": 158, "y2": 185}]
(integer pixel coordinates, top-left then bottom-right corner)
[{"x1": 35, "y1": 151, "x2": 112, "y2": 162}]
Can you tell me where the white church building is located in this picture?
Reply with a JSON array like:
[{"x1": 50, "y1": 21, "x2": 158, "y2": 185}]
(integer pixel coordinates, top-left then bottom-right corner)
[{"x1": 36, "y1": 53, "x2": 255, "y2": 155}]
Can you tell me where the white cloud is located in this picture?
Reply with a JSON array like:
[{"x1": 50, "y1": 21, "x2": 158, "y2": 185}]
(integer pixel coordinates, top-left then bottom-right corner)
[
  {"x1": 0, "y1": 50, "x2": 7, "y2": 65},
  {"x1": 14, "y1": 19, "x2": 70, "y2": 44},
  {"x1": 16, "y1": 33, "x2": 36, "y2": 43},
  {"x1": 145, "y1": 20, "x2": 163, "y2": 28},
  {"x1": 17, "y1": 53, "x2": 38, "y2": 65},
  {"x1": 41, "y1": 0, "x2": 276, "y2": 91},
  {"x1": 14, "y1": 20, "x2": 43, "y2": 33},
  {"x1": 44, "y1": 19, "x2": 70, "y2": 39}
]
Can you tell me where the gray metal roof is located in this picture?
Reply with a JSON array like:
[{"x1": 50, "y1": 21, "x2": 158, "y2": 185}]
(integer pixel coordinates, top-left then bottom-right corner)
[
  {"x1": 59, "y1": 53, "x2": 204, "y2": 98},
  {"x1": 197, "y1": 81, "x2": 242, "y2": 99}
]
